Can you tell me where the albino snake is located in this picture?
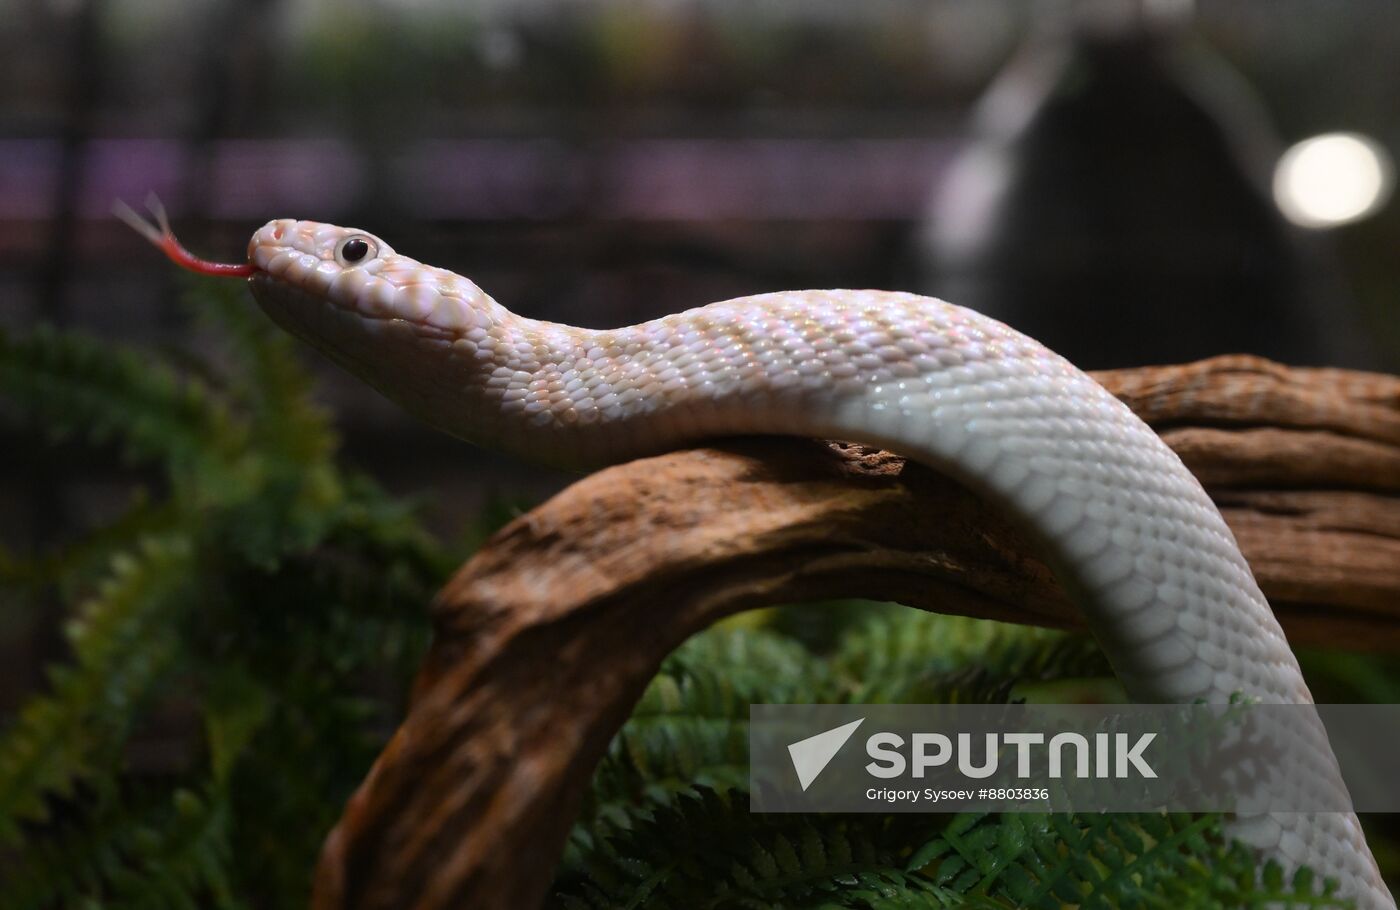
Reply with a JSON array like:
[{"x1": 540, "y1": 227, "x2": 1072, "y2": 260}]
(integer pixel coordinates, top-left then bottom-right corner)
[{"x1": 118, "y1": 198, "x2": 1393, "y2": 908}]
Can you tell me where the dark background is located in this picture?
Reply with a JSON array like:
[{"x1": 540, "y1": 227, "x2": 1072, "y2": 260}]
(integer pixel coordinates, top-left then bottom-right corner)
[{"x1": 3, "y1": 0, "x2": 1398, "y2": 699}]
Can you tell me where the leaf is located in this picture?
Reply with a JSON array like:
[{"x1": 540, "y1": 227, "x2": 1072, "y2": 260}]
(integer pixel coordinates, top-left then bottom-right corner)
[{"x1": 0, "y1": 536, "x2": 194, "y2": 840}]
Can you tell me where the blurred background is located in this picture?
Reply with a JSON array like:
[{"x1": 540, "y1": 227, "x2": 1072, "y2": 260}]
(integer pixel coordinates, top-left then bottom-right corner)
[
  {"x1": 6, "y1": 0, "x2": 1400, "y2": 522},
  {"x1": 2, "y1": 1, "x2": 1400, "y2": 901}
]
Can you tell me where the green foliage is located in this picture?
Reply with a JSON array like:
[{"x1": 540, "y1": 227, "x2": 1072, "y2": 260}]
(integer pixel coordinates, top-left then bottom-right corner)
[
  {"x1": 0, "y1": 283, "x2": 457, "y2": 909},
  {"x1": 0, "y1": 322, "x2": 240, "y2": 478},
  {"x1": 559, "y1": 792, "x2": 1345, "y2": 910},
  {"x1": 0, "y1": 285, "x2": 1370, "y2": 907},
  {"x1": 559, "y1": 615, "x2": 1353, "y2": 909},
  {"x1": 0, "y1": 536, "x2": 193, "y2": 840},
  {"x1": 573, "y1": 629, "x2": 824, "y2": 863},
  {"x1": 559, "y1": 790, "x2": 962, "y2": 910},
  {"x1": 7, "y1": 785, "x2": 238, "y2": 910},
  {"x1": 830, "y1": 607, "x2": 1113, "y2": 705}
]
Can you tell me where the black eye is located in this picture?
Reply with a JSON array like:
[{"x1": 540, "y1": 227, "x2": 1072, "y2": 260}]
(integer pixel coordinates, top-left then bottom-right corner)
[{"x1": 340, "y1": 238, "x2": 370, "y2": 263}]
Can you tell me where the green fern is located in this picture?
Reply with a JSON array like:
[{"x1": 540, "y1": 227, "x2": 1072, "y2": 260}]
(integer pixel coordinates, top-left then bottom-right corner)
[
  {"x1": 558, "y1": 791, "x2": 1349, "y2": 909},
  {"x1": 576, "y1": 628, "x2": 826, "y2": 858},
  {"x1": 832, "y1": 608, "x2": 1112, "y2": 704},
  {"x1": 559, "y1": 618, "x2": 1354, "y2": 908},
  {"x1": 0, "y1": 535, "x2": 194, "y2": 841},
  {"x1": 0, "y1": 324, "x2": 243, "y2": 482},
  {"x1": 189, "y1": 281, "x2": 335, "y2": 465},
  {"x1": 559, "y1": 789, "x2": 962, "y2": 910},
  {"x1": 0, "y1": 293, "x2": 458, "y2": 908},
  {"x1": 1, "y1": 785, "x2": 239, "y2": 910}
]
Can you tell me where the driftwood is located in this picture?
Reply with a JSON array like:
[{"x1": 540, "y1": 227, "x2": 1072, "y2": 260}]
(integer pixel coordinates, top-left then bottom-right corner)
[{"x1": 311, "y1": 355, "x2": 1400, "y2": 910}]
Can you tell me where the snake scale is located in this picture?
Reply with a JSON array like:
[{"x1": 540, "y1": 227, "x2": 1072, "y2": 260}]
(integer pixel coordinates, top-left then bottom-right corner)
[{"x1": 118, "y1": 198, "x2": 1393, "y2": 909}]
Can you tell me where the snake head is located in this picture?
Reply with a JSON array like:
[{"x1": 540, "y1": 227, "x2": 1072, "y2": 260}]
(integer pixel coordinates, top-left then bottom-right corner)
[
  {"x1": 117, "y1": 195, "x2": 502, "y2": 338},
  {"x1": 117, "y1": 197, "x2": 512, "y2": 440},
  {"x1": 242, "y1": 218, "x2": 505, "y2": 340},
  {"x1": 246, "y1": 217, "x2": 399, "y2": 300}
]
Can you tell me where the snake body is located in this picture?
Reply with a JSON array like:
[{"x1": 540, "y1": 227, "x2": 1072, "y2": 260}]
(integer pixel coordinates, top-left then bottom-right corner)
[{"x1": 129, "y1": 210, "x2": 1391, "y2": 907}]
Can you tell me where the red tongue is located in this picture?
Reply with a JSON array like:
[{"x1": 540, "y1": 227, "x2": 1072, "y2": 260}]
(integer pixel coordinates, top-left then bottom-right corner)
[
  {"x1": 113, "y1": 195, "x2": 255, "y2": 278},
  {"x1": 154, "y1": 230, "x2": 255, "y2": 278}
]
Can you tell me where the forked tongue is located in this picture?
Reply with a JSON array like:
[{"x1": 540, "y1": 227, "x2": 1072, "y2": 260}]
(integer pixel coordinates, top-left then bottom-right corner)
[{"x1": 113, "y1": 194, "x2": 255, "y2": 278}]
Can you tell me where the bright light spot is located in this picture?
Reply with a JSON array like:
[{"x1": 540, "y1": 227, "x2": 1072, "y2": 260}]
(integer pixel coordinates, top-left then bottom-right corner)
[{"x1": 1274, "y1": 133, "x2": 1394, "y2": 229}]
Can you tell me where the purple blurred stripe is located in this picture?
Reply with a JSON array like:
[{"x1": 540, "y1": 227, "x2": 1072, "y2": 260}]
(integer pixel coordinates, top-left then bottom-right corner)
[
  {"x1": 80, "y1": 140, "x2": 190, "y2": 216},
  {"x1": 395, "y1": 139, "x2": 587, "y2": 219},
  {"x1": 0, "y1": 139, "x2": 64, "y2": 219},
  {"x1": 601, "y1": 139, "x2": 947, "y2": 220},
  {"x1": 0, "y1": 137, "x2": 949, "y2": 222},
  {"x1": 208, "y1": 139, "x2": 364, "y2": 219}
]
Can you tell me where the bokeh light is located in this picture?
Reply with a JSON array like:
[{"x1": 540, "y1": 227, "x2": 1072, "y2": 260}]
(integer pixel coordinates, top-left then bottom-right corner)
[{"x1": 1273, "y1": 132, "x2": 1394, "y2": 229}]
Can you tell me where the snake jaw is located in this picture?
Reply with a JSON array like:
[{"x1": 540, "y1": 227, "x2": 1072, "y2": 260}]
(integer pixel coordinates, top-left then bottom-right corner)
[{"x1": 113, "y1": 194, "x2": 256, "y2": 278}]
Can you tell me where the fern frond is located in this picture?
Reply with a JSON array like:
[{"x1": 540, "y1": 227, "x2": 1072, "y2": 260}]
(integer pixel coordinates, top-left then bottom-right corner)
[
  {"x1": 222, "y1": 686, "x2": 387, "y2": 910},
  {"x1": 574, "y1": 619, "x2": 1105, "y2": 865},
  {"x1": 0, "y1": 535, "x2": 195, "y2": 841},
  {"x1": 326, "y1": 470, "x2": 455, "y2": 582},
  {"x1": 0, "y1": 785, "x2": 240, "y2": 910},
  {"x1": 188, "y1": 280, "x2": 336, "y2": 465},
  {"x1": 834, "y1": 609, "x2": 1110, "y2": 704},
  {"x1": 0, "y1": 325, "x2": 244, "y2": 478},
  {"x1": 658, "y1": 626, "x2": 833, "y2": 705},
  {"x1": 0, "y1": 493, "x2": 178, "y2": 600},
  {"x1": 0, "y1": 302, "x2": 444, "y2": 905},
  {"x1": 562, "y1": 797, "x2": 1350, "y2": 910},
  {"x1": 906, "y1": 812, "x2": 1350, "y2": 910},
  {"x1": 558, "y1": 790, "x2": 960, "y2": 910},
  {"x1": 575, "y1": 628, "x2": 833, "y2": 856}
]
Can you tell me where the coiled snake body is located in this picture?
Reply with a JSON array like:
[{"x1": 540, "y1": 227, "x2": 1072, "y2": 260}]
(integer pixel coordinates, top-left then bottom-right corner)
[{"x1": 120, "y1": 203, "x2": 1393, "y2": 908}]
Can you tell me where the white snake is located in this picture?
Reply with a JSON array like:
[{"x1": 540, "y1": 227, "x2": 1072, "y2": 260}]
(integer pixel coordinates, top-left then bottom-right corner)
[{"x1": 118, "y1": 198, "x2": 1393, "y2": 908}]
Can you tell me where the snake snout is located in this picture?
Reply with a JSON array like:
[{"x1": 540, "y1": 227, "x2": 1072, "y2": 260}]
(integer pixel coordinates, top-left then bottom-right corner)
[{"x1": 248, "y1": 219, "x2": 298, "y2": 262}]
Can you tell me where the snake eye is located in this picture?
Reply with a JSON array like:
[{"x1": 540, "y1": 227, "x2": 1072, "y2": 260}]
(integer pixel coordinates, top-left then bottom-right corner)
[{"x1": 336, "y1": 236, "x2": 375, "y2": 266}]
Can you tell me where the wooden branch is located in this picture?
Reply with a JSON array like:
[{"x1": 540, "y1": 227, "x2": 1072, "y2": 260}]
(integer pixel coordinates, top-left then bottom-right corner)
[{"x1": 311, "y1": 355, "x2": 1400, "y2": 910}]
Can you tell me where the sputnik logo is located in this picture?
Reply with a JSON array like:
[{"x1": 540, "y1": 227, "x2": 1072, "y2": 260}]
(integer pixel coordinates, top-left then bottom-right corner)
[{"x1": 787, "y1": 718, "x2": 865, "y2": 791}]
